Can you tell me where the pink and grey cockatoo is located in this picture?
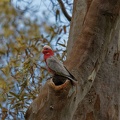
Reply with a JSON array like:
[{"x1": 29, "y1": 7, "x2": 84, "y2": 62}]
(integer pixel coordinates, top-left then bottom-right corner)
[{"x1": 42, "y1": 45, "x2": 77, "y2": 85}]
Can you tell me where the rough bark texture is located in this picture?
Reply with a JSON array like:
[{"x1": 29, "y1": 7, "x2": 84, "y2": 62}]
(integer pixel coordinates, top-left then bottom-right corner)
[
  {"x1": 67, "y1": 0, "x2": 87, "y2": 55},
  {"x1": 67, "y1": 0, "x2": 120, "y2": 119},
  {"x1": 25, "y1": 0, "x2": 120, "y2": 120}
]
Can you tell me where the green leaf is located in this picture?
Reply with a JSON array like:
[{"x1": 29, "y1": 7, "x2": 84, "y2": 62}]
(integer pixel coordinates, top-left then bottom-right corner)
[
  {"x1": 1, "y1": 66, "x2": 10, "y2": 76},
  {"x1": 0, "y1": 78, "x2": 9, "y2": 93}
]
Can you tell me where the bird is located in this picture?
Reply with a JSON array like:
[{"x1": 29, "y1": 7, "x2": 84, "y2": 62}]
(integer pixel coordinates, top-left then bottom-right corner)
[{"x1": 42, "y1": 45, "x2": 77, "y2": 85}]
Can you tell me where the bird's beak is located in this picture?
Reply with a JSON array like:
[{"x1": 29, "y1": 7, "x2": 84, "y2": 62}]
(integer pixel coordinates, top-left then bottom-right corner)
[{"x1": 53, "y1": 50, "x2": 56, "y2": 52}]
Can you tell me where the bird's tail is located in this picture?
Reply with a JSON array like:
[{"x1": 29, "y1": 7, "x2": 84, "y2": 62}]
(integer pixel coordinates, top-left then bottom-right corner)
[{"x1": 64, "y1": 66, "x2": 78, "y2": 85}]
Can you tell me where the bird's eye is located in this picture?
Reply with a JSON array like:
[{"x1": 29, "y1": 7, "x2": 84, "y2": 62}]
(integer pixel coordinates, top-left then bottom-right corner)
[{"x1": 45, "y1": 48, "x2": 49, "y2": 50}]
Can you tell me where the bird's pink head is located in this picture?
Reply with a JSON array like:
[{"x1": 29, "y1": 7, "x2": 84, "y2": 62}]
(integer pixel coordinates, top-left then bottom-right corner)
[{"x1": 42, "y1": 45, "x2": 54, "y2": 60}]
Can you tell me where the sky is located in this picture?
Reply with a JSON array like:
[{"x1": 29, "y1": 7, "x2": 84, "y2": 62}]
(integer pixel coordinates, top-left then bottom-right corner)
[
  {"x1": 11, "y1": 0, "x2": 73, "y2": 50},
  {"x1": 12, "y1": 0, "x2": 72, "y2": 25}
]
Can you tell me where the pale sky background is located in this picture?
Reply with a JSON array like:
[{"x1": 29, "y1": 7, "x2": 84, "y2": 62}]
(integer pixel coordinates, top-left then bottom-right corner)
[
  {"x1": 0, "y1": 1, "x2": 73, "y2": 119},
  {"x1": 12, "y1": 0, "x2": 73, "y2": 46}
]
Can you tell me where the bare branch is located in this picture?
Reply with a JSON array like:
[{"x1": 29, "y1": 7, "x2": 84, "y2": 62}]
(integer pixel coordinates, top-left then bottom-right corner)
[{"x1": 57, "y1": 0, "x2": 71, "y2": 21}]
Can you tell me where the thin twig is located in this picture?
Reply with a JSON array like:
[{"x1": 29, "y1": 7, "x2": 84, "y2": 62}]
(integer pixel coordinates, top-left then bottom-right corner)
[{"x1": 57, "y1": 0, "x2": 71, "y2": 21}]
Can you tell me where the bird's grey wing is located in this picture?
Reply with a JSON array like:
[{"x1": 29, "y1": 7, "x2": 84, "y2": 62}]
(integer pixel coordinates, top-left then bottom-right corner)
[
  {"x1": 64, "y1": 66, "x2": 77, "y2": 81},
  {"x1": 46, "y1": 56, "x2": 70, "y2": 77}
]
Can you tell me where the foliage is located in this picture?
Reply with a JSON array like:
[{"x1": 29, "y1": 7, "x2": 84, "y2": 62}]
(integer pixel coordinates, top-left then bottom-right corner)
[{"x1": 0, "y1": 0, "x2": 72, "y2": 119}]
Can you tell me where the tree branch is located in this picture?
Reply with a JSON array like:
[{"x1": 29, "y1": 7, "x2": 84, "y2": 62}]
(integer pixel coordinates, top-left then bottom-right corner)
[{"x1": 57, "y1": 0, "x2": 71, "y2": 21}]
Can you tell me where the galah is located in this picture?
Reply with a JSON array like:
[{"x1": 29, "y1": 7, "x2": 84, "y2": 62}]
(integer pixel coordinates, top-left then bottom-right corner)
[{"x1": 42, "y1": 45, "x2": 77, "y2": 85}]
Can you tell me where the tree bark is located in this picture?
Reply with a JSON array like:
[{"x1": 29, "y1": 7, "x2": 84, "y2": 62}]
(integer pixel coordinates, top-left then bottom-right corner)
[{"x1": 25, "y1": 0, "x2": 120, "y2": 120}]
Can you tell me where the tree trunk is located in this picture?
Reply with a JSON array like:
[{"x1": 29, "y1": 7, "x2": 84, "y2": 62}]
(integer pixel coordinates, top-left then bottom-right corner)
[{"x1": 25, "y1": 0, "x2": 120, "y2": 120}]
